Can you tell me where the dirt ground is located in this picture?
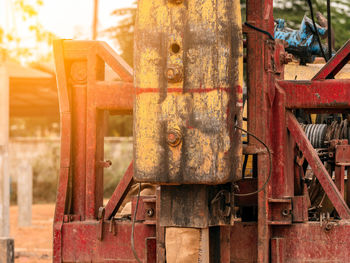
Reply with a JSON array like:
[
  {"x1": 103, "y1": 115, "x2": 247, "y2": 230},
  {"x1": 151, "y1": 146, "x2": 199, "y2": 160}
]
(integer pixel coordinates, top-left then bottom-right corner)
[{"x1": 10, "y1": 203, "x2": 54, "y2": 263}]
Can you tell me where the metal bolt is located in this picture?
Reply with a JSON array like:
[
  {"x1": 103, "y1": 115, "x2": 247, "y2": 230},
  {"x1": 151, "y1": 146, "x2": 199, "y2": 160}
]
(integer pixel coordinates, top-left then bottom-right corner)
[
  {"x1": 280, "y1": 53, "x2": 293, "y2": 65},
  {"x1": 281, "y1": 209, "x2": 290, "y2": 216},
  {"x1": 167, "y1": 129, "x2": 182, "y2": 147},
  {"x1": 146, "y1": 208, "x2": 154, "y2": 217},
  {"x1": 324, "y1": 222, "x2": 334, "y2": 232},
  {"x1": 169, "y1": 0, "x2": 183, "y2": 4},
  {"x1": 166, "y1": 65, "x2": 183, "y2": 83},
  {"x1": 70, "y1": 61, "x2": 87, "y2": 83},
  {"x1": 98, "y1": 207, "x2": 105, "y2": 220}
]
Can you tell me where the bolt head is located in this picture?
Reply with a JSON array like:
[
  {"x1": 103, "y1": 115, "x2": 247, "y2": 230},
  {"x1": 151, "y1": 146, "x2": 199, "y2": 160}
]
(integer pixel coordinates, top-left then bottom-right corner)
[
  {"x1": 169, "y1": 0, "x2": 183, "y2": 4},
  {"x1": 167, "y1": 129, "x2": 182, "y2": 147},
  {"x1": 166, "y1": 65, "x2": 183, "y2": 83},
  {"x1": 146, "y1": 208, "x2": 154, "y2": 217}
]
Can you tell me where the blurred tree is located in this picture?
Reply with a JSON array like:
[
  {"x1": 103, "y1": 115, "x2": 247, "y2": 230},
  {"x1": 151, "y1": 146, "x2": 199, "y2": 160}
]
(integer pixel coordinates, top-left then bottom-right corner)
[
  {"x1": 104, "y1": 1, "x2": 136, "y2": 67},
  {"x1": 0, "y1": 0, "x2": 59, "y2": 137},
  {"x1": 0, "y1": 0, "x2": 57, "y2": 63},
  {"x1": 107, "y1": 115, "x2": 133, "y2": 137}
]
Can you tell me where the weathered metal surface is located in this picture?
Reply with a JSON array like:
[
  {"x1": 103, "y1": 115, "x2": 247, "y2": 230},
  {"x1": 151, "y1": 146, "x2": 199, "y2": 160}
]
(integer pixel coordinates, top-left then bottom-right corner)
[
  {"x1": 335, "y1": 144, "x2": 350, "y2": 165},
  {"x1": 61, "y1": 222, "x2": 155, "y2": 262},
  {"x1": 160, "y1": 184, "x2": 232, "y2": 228},
  {"x1": 230, "y1": 222, "x2": 350, "y2": 263},
  {"x1": 268, "y1": 198, "x2": 292, "y2": 225},
  {"x1": 271, "y1": 237, "x2": 285, "y2": 263},
  {"x1": 279, "y1": 79, "x2": 350, "y2": 110},
  {"x1": 52, "y1": 0, "x2": 350, "y2": 262},
  {"x1": 134, "y1": 0, "x2": 243, "y2": 184},
  {"x1": 53, "y1": 40, "x2": 135, "y2": 262},
  {"x1": 291, "y1": 195, "x2": 309, "y2": 223},
  {"x1": 287, "y1": 112, "x2": 350, "y2": 219}
]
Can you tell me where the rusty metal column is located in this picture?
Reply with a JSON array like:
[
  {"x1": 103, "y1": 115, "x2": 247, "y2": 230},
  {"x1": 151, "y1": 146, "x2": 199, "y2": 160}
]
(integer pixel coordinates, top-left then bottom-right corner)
[
  {"x1": 246, "y1": 0, "x2": 274, "y2": 262},
  {"x1": 71, "y1": 62, "x2": 87, "y2": 220}
]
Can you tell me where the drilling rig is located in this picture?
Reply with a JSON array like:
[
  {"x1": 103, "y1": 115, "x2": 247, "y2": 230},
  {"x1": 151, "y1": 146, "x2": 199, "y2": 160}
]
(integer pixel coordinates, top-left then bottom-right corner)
[{"x1": 53, "y1": 0, "x2": 350, "y2": 262}]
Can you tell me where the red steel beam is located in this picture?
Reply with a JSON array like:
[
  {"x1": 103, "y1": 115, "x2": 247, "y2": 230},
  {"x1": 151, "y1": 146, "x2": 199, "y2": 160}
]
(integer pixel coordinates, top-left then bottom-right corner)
[
  {"x1": 313, "y1": 40, "x2": 350, "y2": 80},
  {"x1": 246, "y1": 0, "x2": 274, "y2": 261},
  {"x1": 96, "y1": 42, "x2": 133, "y2": 82},
  {"x1": 61, "y1": 222, "x2": 155, "y2": 262},
  {"x1": 278, "y1": 79, "x2": 350, "y2": 109},
  {"x1": 92, "y1": 81, "x2": 133, "y2": 112},
  {"x1": 287, "y1": 112, "x2": 350, "y2": 219}
]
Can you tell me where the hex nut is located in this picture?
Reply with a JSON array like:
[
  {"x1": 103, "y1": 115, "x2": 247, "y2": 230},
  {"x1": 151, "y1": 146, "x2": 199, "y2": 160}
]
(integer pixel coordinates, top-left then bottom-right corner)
[
  {"x1": 167, "y1": 129, "x2": 182, "y2": 147},
  {"x1": 166, "y1": 65, "x2": 183, "y2": 83}
]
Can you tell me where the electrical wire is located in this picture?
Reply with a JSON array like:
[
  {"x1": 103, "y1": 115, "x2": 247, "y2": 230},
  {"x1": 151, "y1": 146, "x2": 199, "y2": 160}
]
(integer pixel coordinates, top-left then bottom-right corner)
[
  {"x1": 306, "y1": 0, "x2": 328, "y2": 62},
  {"x1": 131, "y1": 183, "x2": 142, "y2": 263},
  {"x1": 327, "y1": 0, "x2": 332, "y2": 59},
  {"x1": 234, "y1": 125, "x2": 272, "y2": 197},
  {"x1": 244, "y1": 22, "x2": 275, "y2": 41}
]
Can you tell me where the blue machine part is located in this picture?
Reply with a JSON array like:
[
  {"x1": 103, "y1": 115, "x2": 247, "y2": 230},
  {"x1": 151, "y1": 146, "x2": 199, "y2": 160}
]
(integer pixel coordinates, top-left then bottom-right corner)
[{"x1": 275, "y1": 15, "x2": 330, "y2": 64}]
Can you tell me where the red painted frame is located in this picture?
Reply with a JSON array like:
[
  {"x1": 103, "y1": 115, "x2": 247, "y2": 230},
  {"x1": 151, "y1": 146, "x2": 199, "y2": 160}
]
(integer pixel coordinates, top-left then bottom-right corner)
[{"x1": 53, "y1": 1, "x2": 350, "y2": 262}]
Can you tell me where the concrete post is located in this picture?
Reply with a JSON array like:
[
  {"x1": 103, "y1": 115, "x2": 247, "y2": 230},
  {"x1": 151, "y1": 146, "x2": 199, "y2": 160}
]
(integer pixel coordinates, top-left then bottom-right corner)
[
  {"x1": 17, "y1": 161, "x2": 32, "y2": 227},
  {"x1": 0, "y1": 55, "x2": 10, "y2": 237},
  {"x1": 0, "y1": 238, "x2": 14, "y2": 263},
  {"x1": 0, "y1": 52, "x2": 14, "y2": 263}
]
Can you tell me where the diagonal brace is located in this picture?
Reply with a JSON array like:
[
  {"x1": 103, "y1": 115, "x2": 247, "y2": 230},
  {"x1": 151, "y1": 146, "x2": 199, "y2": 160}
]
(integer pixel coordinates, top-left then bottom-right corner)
[
  {"x1": 313, "y1": 39, "x2": 350, "y2": 80},
  {"x1": 104, "y1": 162, "x2": 134, "y2": 220},
  {"x1": 287, "y1": 112, "x2": 350, "y2": 219}
]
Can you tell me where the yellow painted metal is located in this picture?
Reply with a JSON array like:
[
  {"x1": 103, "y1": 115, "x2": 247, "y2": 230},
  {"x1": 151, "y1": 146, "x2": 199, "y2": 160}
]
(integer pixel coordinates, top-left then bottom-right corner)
[{"x1": 134, "y1": 0, "x2": 243, "y2": 184}]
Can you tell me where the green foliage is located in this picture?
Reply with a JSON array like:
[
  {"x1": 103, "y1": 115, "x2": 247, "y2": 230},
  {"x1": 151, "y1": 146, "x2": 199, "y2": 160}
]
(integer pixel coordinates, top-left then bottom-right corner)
[
  {"x1": 1, "y1": 0, "x2": 57, "y2": 63},
  {"x1": 103, "y1": 140, "x2": 133, "y2": 198},
  {"x1": 104, "y1": 2, "x2": 137, "y2": 67},
  {"x1": 107, "y1": 115, "x2": 133, "y2": 137},
  {"x1": 31, "y1": 141, "x2": 60, "y2": 203}
]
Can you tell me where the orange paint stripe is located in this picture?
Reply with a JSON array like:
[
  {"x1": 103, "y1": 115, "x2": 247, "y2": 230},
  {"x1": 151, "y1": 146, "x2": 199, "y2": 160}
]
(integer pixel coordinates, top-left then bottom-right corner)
[{"x1": 135, "y1": 86, "x2": 242, "y2": 95}]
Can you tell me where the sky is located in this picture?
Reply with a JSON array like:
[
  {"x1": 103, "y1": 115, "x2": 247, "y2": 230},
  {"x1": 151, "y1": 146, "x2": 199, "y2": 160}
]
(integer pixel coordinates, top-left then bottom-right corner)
[
  {"x1": 0, "y1": 0, "x2": 135, "y2": 61},
  {"x1": 37, "y1": 0, "x2": 135, "y2": 40}
]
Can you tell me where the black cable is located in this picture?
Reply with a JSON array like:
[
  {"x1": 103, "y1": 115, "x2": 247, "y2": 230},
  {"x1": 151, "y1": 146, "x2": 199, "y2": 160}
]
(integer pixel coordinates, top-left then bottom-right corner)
[
  {"x1": 306, "y1": 0, "x2": 328, "y2": 62},
  {"x1": 234, "y1": 125, "x2": 272, "y2": 197},
  {"x1": 327, "y1": 0, "x2": 332, "y2": 59},
  {"x1": 131, "y1": 183, "x2": 142, "y2": 263},
  {"x1": 244, "y1": 22, "x2": 274, "y2": 41}
]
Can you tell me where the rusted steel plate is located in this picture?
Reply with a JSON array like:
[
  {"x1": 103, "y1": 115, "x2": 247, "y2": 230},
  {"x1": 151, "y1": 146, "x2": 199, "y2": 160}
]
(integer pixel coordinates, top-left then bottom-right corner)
[
  {"x1": 230, "y1": 222, "x2": 350, "y2": 263},
  {"x1": 134, "y1": 0, "x2": 243, "y2": 185},
  {"x1": 335, "y1": 144, "x2": 350, "y2": 165},
  {"x1": 279, "y1": 79, "x2": 350, "y2": 109},
  {"x1": 287, "y1": 112, "x2": 350, "y2": 219},
  {"x1": 61, "y1": 222, "x2": 155, "y2": 262}
]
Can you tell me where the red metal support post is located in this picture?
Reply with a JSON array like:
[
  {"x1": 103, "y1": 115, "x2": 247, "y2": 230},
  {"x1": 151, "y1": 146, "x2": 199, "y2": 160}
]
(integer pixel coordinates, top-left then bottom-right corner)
[{"x1": 246, "y1": 0, "x2": 274, "y2": 262}]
